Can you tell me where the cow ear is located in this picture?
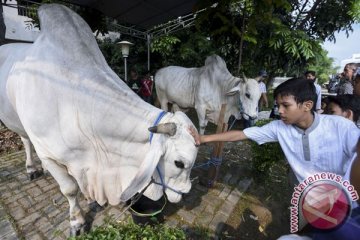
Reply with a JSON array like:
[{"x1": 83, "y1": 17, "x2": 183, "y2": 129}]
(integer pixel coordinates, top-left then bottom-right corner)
[
  {"x1": 120, "y1": 135, "x2": 165, "y2": 202},
  {"x1": 226, "y1": 85, "x2": 241, "y2": 95}
]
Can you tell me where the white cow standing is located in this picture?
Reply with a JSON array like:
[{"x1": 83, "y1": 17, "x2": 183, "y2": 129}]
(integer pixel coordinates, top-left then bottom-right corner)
[
  {"x1": 155, "y1": 55, "x2": 261, "y2": 134},
  {"x1": 0, "y1": 4, "x2": 198, "y2": 236}
]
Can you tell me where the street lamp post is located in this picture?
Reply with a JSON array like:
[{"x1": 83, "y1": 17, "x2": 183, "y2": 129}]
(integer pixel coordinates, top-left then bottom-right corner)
[{"x1": 117, "y1": 41, "x2": 133, "y2": 82}]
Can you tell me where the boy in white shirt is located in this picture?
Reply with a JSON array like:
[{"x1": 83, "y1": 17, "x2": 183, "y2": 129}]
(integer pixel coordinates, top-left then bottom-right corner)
[
  {"x1": 190, "y1": 77, "x2": 359, "y2": 183},
  {"x1": 190, "y1": 77, "x2": 360, "y2": 238}
]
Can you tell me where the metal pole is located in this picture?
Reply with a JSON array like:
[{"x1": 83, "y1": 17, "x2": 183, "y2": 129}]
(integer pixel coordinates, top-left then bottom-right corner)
[
  {"x1": 124, "y1": 57, "x2": 128, "y2": 82},
  {"x1": 147, "y1": 34, "x2": 151, "y2": 71}
]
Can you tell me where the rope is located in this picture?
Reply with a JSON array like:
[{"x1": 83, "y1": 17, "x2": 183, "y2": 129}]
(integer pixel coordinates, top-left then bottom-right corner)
[
  {"x1": 193, "y1": 155, "x2": 223, "y2": 169},
  {"x1": 115, "y1": 178, "x2": 154, "y2": 221},
  {"x1": 129, "y1": 196, "x2": 167, "y2": 217},
  {"x1": 149, "y1": 111, "x2": 167, "y2": 143},
  {"x1": 115, "y1": 111, "x2": 167, "y2": 221}
]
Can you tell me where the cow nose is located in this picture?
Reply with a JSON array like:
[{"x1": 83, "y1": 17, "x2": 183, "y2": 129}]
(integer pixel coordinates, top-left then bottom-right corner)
[{"x1": 250, "y1": 114, "x2": 257, "y2": 120}]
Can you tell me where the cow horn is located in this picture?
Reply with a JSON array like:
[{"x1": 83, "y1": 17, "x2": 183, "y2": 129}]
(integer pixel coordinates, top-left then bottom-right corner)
[
  {"x1": 148, "y1": 123, "x2": 177, "y2": 136},
  {"x1": 241, "y1": 73, "x2": 247, "y2": 82}
]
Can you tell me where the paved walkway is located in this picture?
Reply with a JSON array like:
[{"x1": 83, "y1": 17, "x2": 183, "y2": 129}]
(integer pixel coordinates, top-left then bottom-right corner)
[{"x1": 0, "y1": 145, "x2": 252, "y2": 239}]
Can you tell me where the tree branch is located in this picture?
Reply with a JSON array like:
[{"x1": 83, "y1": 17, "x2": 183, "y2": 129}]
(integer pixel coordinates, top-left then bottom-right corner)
[{"x1": 298, "y1": 0, "x2": 322, "y2": 29}]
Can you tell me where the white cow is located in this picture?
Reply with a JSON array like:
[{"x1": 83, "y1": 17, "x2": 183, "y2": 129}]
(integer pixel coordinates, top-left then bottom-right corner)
[
  {"x1": 155, "y1": 55, "x2": 261, "y2": 134},
  {"x1": 0, "y1": 4, "x2": 198, "y2": 235}
]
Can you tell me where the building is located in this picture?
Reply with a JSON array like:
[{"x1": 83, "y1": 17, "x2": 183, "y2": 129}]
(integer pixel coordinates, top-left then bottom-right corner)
[{"x1": 1, "y1": 1, "x2": 40, "y2": 43}]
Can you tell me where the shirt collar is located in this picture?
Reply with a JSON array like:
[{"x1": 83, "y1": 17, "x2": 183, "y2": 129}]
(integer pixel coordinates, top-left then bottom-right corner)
[{"x1": 293, "y1": 112, "x2": 320, "y2": 134}]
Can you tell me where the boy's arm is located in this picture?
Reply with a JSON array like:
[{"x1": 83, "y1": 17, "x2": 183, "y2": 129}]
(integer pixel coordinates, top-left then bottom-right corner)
[
  {"x1": 350, "y1": 140, "x2": 360, "y2": 204},
  {"x1": 189, "y1": 127, "x2": 248, "y2": 145}
]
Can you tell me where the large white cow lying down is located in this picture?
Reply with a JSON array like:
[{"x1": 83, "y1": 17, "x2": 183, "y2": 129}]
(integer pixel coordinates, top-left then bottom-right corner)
[
  {"x1": 155, "y1": 55, "x2": 261, "y2": 134},
  {"x1": 0, "y1": 4, "x2": 198, "y2": 235}
]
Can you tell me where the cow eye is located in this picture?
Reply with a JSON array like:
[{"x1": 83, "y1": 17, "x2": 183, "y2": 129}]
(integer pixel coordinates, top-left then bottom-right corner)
[
  {"x1": 245, "y1": 93, "x2": 250, "y2": 99},
  {"x1": 175, "y1": 160, "x2": 185, "y2": 169}
]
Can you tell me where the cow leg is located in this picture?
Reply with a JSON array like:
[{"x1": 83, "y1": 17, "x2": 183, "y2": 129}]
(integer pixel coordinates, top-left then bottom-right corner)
[
  {"x1": 157, "y1": 91, "x2": 169, "y2": 112},
  {"x1": 21, "y1": 137, "x2": 43, "y2": 180},
  {"x1": 172, "y1": 103, "x2": 181, "y2": 112},
  {"x1": 196, "y1": 109, "x2": 208, "y2": 135},
  {"x1": 41, "y1": 158, "x2": 86, "y2": 236}
]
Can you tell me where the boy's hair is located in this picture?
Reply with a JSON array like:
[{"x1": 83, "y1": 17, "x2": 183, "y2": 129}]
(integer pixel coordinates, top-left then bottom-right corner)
[
  {"x1": 345, "y1": 63, "x2": 360, "y2": 70},
  {"x1": 305, "y1": 70, "x2": 316, "y2": 76},
  {"x1": 327, "y1": 94, "x2": 360, "y2": 122},
  {"x1": 274, "y1": 77, "x2": 317, "y2": 111}
]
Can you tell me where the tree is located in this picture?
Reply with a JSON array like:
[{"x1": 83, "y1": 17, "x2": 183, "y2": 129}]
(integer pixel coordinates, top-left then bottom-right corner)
[
  {"x1": 191, "y1": 0, "x2": 359, "y2": 78},
  {"x1": 306, "y1": 49, "x2": 337, "y2": 85}
]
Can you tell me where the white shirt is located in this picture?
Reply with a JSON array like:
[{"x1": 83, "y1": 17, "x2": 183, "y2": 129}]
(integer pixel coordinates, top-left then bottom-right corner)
[
  {"x1": 243, "y1": 113, "x2": 359, "y2": 182},
  {"x1": 314, "y1": 83, "x2": 322, "y2": 111},
  {"x1": 259, "y1": 82, "x2": 267, "y2": 94}
]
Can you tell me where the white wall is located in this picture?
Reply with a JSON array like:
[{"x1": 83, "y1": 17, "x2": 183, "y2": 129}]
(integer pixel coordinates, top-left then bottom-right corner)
[{"x1": 3, "y1": 1, "x2": 40, "y2": 42}]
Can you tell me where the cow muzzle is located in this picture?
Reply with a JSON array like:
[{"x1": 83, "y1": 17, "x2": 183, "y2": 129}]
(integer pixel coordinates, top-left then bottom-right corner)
[{"x1": 242, "y1": 112, "x2": 257, "y2": 121}]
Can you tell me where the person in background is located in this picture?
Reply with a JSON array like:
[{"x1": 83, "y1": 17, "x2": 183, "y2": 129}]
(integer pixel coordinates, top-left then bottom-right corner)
[
  {"x1": 304, "y1": 70, "x2": 322, "y2": 113},
  {"x1": 326, "y1": 94, "x2": 360, "y2": 127},
  {"x1": 353, "y1": 67, "x2": 360, "y2": 96},
  {"x1": 128, "y1": 69, "x2": 141, "y2": 96},
  {"x1": 338, "y1": 63, "x2": 359, "y2": 95},
  {"x1": 139, "y1": 71, "x2": 153, "y2": 104},
  {"x1": 256, "y1": 70, "x2": 269, "y2": 111}
]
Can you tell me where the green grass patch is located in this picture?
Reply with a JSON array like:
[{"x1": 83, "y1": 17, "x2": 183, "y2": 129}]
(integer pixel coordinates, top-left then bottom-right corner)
[{"x1": 68, "y1": 217, "x2": 213, "y2": 240}]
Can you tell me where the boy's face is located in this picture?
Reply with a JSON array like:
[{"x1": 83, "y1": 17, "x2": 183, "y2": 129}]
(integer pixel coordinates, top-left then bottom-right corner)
[
  {"x1": 305, "y1": 73, "x2": 315, "y2": 81},
  {"x1": 276, "y1": 95, "x2": 313, "y2": 125},
  {"x1": 327, "y1": 102, "x2": 346, "y2": 117},
  {"x1": 354, "y1": 76, "x2": 360, "y2": 96},
  {"x1": 327, "y1": 102, "x2": 352, "y2": 121},
  {"x1": 343, "y1": 66, "x2": 354, "y2": 80}
]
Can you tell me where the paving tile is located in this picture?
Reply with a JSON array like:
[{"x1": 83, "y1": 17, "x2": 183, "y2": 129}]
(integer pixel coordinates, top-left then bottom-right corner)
[{"x1": 0, "y1": 149, "x2": 253, "y2": 239}]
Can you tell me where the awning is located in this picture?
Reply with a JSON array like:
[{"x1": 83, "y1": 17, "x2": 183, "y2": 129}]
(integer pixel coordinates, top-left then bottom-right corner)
[{"x1": 69, "y1": 0, "x2": 200, "y2": 31}]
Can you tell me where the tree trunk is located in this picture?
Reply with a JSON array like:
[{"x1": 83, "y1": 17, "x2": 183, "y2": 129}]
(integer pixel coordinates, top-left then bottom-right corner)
[
  {"x1": 0, "y1": 3, "x2": 5, "y2": 45},
  {"x1": 236, "y1": 9, "x2": 246, "y2": 75}
]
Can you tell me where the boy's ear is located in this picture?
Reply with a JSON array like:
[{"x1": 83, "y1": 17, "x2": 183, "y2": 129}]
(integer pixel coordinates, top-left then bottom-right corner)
[
  {"x1": 302, "y1": 100, "x2": 314, "y2": 112},
  {"x1": 344, "y1": 109, "x2": 354, "y2": 121}
]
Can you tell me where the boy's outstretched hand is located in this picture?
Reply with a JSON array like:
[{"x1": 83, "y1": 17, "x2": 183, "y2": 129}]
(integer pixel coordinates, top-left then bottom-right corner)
[{"x1": 188, "y1": 126, "x2": 201, "y2": 146}]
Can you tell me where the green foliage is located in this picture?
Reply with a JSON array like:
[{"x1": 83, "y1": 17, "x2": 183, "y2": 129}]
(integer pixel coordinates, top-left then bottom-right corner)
[
  {"x1": 150, "y1": 30, "x2": 216, "y2": 68},
  {"x1": 69, "y1": 220, "x2": 186, "y2": 240},
  {"x1": 192, "y1": 0, "x2": 356, "y2": 77},
  {"x1": 269, "y1": 28, "x2": 317, "y2": 60},
  {"x1": 350, "y1": 0, "x2": 360, "y2": 22},
  {"x1": 151, "y1": 36, "x2": 181, "y2": 53},
  {"x1": 97, "y1": 38, "x2": 123, "y2": 78},
  {"x1": 151, "y1": 35, "x2": 181, "y2": 66},
  {"x1": 250, "y1": 119, "x2": 285, "y2": 173},
  {"x1": 306, "y1": 49, "x2": 337, "y2": 85}
]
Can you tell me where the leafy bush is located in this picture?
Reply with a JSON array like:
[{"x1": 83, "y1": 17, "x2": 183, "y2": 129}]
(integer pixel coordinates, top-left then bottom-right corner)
[
  {"x1": 250, "y1": 119, "x2": 285, "y2": 173},
  {"x1": 69, "y1": 219, "x2": 186, "y2": 240}
]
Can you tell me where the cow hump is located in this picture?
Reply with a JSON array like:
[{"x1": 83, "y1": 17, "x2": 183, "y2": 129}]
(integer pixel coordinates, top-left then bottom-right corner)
[{"x1": 36, "y1": 4, "x2": 106, "y2": 67}]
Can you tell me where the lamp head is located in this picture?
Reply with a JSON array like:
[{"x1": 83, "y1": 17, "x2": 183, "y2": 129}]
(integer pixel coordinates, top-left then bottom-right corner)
[{"x1": 117, "y1": 41, "x2": 133, "y2": 58}]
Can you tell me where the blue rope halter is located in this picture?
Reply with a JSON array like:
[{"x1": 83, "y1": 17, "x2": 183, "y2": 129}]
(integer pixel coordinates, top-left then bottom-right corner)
[{"x1": 149, "y1": 111, "x2": 185, "y2": 195}]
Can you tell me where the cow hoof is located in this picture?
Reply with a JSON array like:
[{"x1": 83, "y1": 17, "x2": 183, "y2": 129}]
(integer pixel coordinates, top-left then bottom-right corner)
[
  {"x1": 89, "y1": 201, "x2": 105, "y2": 213},
  {"x1": 29, "y1": 170, "x2": 44, "y2": 180},
  {"x1": 69, "y1": 222, "x2": 89, "y2": 237}
]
